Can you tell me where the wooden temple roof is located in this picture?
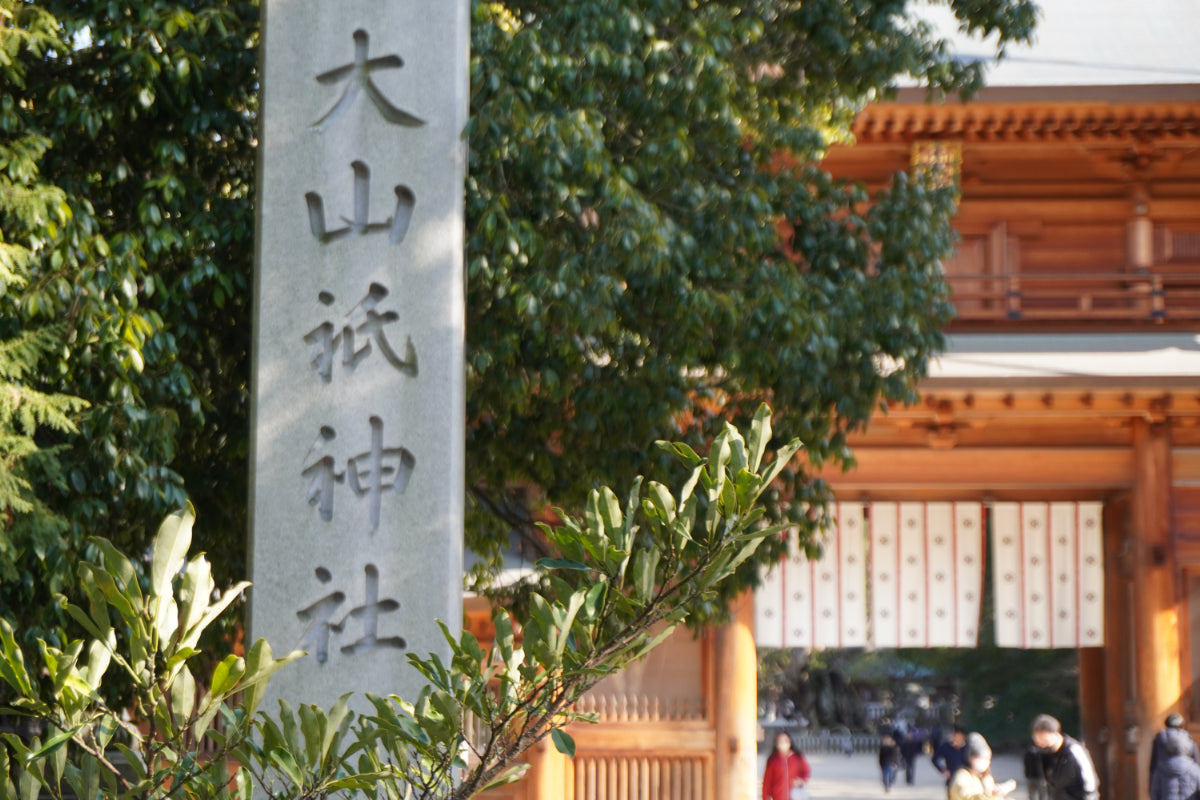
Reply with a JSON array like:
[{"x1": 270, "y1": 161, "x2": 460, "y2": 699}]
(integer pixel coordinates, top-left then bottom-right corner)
[{"x1": 851, "y1": 102, "x2": 1200, "y2": 144}]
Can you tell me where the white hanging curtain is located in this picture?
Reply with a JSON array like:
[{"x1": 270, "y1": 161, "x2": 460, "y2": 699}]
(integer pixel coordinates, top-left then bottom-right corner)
[
  {"x1": 869, "y1": 502, "x2": 984, "y2": 648},
  {"x1": 756, "y1": 501, "x2": 1101, "y2": 650},
  {"x1": 754, "y1": 502, "x2": 868, "y2": 649},
  {"x1": 992, "y1": 502, "x2": 1105, "y2": 648}
]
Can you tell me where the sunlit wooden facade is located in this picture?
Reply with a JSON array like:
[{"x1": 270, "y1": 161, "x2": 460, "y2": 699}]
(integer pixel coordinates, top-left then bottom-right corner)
[
  {"x1": 816, "y1": 79, "x2": 1200, "y2": 800},
  {"x1": 465, "y1": 595, "x2": 758, "y2": 800},
  {"x1": 832, "y1": 90, "x2": 1200, "y2": 327}
]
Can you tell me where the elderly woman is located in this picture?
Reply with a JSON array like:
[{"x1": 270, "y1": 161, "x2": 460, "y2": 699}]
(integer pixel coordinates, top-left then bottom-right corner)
[
  {"x1": 950, "y1": 733, "x2": 1017, "y2": 800},
  {"x1": 1150, "y1": 716, "x2": 1200, "y2": 800}
]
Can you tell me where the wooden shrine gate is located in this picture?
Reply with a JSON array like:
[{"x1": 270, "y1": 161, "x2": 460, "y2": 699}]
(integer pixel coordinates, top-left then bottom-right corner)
[{"x1": 807, "y1": 396, "x2": 1200, "y2": 800}]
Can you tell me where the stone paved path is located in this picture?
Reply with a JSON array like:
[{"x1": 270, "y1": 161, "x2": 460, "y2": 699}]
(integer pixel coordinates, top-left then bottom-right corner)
[{"x1": 758, "y1": 751, "x2": 1027, "y2": 800}]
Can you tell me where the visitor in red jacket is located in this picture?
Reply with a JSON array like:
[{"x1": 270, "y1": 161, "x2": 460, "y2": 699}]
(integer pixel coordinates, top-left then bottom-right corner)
[{"x1": 763, "y1": 731, "x2": 811, "y2": 800}]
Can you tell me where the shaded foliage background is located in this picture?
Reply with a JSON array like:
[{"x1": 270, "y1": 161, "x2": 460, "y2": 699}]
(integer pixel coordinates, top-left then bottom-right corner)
[{"x1": 0, "y1": 2, "x2": 258, "y2": 657}]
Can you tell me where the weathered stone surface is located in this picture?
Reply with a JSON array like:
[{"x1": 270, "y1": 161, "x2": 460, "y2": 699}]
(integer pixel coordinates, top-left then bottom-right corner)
[{"x1": 249, "y1": 1, "x2": 467, "y2": 710}]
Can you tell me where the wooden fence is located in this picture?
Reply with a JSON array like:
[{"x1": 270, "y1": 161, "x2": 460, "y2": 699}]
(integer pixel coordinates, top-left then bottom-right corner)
[
  {"x1": 945, "y1": 268, "x2": 1200, "y2": 323},
  {"x1": 572, "y1": 753, "x2": 711, "y2": 800},
  {"x1": 574, "y1": 693, "x2": 706, "y2": 724},
  {"x1": 760, "y1": 723, "x2": 881, "y2": 755}
]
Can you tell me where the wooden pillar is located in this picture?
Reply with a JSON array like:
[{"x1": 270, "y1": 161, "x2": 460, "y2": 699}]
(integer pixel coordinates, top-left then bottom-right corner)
[
  {"x1": 1126, "y1": 185, "x2": 1154, "y2": 270},
  {"x1": 523, "y1": 736, "x2": 568, "y2": 800},
  {"x1": 715, "y1": 592, "x2": 758, "y2": 800},
  {"x1": 1101, "y1": 496, "x2": 1134, "y2": 800},
  {"x1": 1130, "y1": 419, "x2": 1181, "y2": 800},
  {"x1": 1079, "y1": 647, "x2": 1108, "y2": 793}
]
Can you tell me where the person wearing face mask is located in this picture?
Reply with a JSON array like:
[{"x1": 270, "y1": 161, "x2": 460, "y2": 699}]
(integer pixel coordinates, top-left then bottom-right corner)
[
  {"x1": 1030, "y1": 714, "x2": 1100, "y2": 800},
  {"x1": 949, "y1": 733, "x2": 1018, "y2": 800},
  {"x1": 762, "y1": 731, "x2": 811, "y2": 800}
]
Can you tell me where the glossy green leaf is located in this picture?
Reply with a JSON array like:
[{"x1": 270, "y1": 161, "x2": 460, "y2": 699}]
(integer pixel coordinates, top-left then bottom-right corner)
[
  {"x1": 25, "y1": 724, "x2": 79, "y2": 765},
  {"x1": 209, "y1": 653, "x2": 246, "y2": 698},
  {"x1": 151, "y1": 505, "x2": 194, "y2": 600},
  {"x1": 480, "y1": 763, "x2": 532, "y2": 792},
  {"x1": 322, "y1": 693, "x2": 353, "y2": 764},
  {"x1": 745, "y1": 404, "x2": 773, "y2": 474},
  {"x1": 267, "y1": 747, "x2": 304, "y2": 787},
  {"x1": 632, "y1": 548, "x2": 661, "y2": 603},
  {"x1": 536, "y1": 557, "x2": 589, "y2": 572},
  {"x1": 169, "y1": 665, "x2": 197, "y2": 727},
  {"x1": 550, "y1": 728, "x2": 576, "y2": 758},
  {"x1": 0, "y1": 619, "x2": 34, "y2": 696}
]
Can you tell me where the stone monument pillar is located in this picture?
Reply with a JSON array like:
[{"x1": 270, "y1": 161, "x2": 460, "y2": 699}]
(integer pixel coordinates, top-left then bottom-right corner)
[{"x1": 249, "y1": 1, "x2": 467, "y2": 710}]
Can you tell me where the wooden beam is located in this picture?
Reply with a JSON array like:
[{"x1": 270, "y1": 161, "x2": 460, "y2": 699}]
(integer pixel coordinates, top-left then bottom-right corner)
[
  {"x1": 1172, "y1": 449, "x2": 1200, "y2": 485},
  {"x1": 889, "y1": 390, "x2": 1200, "y2": 419},
  {"x1": 934, "y1": 197, "x2": 1134, "y2": 222},
  {"x1": 819, "y1": 447, "x2": 1135, "y2": 490},
  {"x1": 568, "y1": 726, "x2": 717, "y2": 752}
]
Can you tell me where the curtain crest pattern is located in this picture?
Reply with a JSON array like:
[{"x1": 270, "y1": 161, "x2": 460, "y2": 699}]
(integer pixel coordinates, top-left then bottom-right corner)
[{"x1": 755, "y1": 501, "x2": 1104, "y2": 649}]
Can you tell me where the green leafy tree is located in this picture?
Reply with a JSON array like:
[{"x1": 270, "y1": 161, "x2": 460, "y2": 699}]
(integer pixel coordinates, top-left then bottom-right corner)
[
  {"x1": 0, "y1": 1, "x2": 258, "y2": 647},
  {"x1": 464, "y1": 0, "x2": 1036, "y2": 585},
  {"x1": 0, "y1": 409, "x2": 797, "y2": 799},
  {"x1": 0, "y1": 2, "x2": 91, "y2": 594}
]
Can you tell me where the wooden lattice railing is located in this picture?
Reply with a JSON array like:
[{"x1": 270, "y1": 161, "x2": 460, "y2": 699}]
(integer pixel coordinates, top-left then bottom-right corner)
[
  {"x1": 573, "y1": 693, "x2": 706, "y2": 723},
  {"x1": 572, "y1": 753, "x2": 711, "y2": 800},
  {"x1": 944, "y1": 267, "x2": 1200, "y2": 323}
]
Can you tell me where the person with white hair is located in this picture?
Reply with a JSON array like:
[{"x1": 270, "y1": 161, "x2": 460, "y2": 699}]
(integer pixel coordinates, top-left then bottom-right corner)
[
  {"x1": 1151, "y1": 714, "x2": 1200, "y2": 789},
  {"x1": 1150, "y1": 713, "x2": 1200, "y2": 800},
  {"x1": 949, "y1": 732, "x2": 1017, "y2": 800}
]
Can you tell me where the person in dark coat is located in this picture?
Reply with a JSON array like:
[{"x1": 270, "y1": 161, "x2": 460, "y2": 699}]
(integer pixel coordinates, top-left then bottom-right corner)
[
  {"x1": 1151, "y1": 714, "x2": 1200, "y2": 800},
  {"x1": 933, "y1": 725, "x2": 970, "y2": 796},
  {"x1": 901, "y1": 727, "x2": 924, "y2": 785},
  {"x1": 1151, "y1": 714, "x2": 1200, "y2": 791},
  {"x1": 879, "y1": 730, "x2": 902, "y2": 792},
  {"x1": 1024, "y1": 740, "x2": 1049, "y2": 800},
  {"x1": 1030, "y1": 714, "x2": 1099, "y2": 800}
]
